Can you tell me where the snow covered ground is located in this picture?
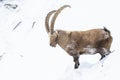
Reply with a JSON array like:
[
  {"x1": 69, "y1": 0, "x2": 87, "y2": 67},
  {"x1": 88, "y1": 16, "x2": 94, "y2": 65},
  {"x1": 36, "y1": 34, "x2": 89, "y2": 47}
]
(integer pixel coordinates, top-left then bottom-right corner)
[{"x1": 0, "y1": 0, "x2": 120, "y2": 80}]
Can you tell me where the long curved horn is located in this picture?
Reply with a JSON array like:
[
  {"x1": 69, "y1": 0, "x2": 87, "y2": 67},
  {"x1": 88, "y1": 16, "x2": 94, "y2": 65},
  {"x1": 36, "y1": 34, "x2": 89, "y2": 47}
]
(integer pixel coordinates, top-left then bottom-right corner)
[
  {"x1": 45, "y1": 10, "x2": 56, "y2": 34},
  {"x1": 50, "y1": 5, "x2": 71, "y2": 34}
]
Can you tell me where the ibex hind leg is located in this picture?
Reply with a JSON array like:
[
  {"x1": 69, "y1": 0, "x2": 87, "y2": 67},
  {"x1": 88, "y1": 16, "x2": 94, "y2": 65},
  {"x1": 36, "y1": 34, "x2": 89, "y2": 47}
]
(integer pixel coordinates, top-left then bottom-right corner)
[
  {"x1": 98, "y1": 48, "x2": 111, "y2": 60},
  {"x1": 101, "y1": 50, "x2": 114, "y2": 60}
]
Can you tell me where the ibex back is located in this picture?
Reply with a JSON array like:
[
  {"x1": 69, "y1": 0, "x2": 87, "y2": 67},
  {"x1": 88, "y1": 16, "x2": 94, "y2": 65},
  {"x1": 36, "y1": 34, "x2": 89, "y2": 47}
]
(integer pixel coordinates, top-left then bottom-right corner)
[{"x1": 45, "y1": 5, "x2": 113, "y2": 69}]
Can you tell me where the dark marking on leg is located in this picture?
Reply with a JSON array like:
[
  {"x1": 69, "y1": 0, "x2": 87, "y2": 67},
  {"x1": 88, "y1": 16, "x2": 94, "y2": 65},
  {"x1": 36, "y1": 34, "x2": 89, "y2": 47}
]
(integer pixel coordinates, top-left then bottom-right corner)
[
  {"x1": 100, "y1": 54, "x2": 106, "y2": 60},
  {"x1": 73, "y1": 55, "x2": 80, "y2": 69}
]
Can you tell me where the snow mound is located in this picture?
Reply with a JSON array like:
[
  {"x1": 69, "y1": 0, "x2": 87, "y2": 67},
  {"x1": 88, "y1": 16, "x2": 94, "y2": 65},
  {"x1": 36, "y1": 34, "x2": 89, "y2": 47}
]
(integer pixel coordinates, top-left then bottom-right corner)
[{"x1": 58, "y1": 51, "x2": 120, "y2": 80}]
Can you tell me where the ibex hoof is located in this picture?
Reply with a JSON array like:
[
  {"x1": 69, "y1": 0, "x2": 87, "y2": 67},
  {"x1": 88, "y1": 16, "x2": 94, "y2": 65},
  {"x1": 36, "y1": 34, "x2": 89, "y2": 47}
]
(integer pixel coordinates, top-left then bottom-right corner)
[{"x1": 74, "y1": 64, "x2": 79, "y2": 69}]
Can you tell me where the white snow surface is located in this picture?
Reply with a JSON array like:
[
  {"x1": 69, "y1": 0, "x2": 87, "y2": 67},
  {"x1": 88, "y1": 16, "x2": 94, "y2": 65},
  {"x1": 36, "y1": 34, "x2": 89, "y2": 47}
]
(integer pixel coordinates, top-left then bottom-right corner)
[{"x1": 0, "y1": 0, "x2": 120, "y2": 80}]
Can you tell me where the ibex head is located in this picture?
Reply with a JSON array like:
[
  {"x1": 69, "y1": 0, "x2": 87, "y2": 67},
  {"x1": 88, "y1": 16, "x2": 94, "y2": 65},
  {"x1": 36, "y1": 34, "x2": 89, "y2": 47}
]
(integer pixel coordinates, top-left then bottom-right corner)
[
  {"x1": 49, "y1": 31, "x2": 58, "y2": 47},
  {"x1": 45, "y1": 5, "x2": 71, "y2": 47}
]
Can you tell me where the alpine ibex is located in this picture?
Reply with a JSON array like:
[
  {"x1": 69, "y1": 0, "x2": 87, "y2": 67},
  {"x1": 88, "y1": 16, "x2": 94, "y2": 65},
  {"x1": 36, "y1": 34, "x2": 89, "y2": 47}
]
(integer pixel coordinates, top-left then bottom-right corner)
[{"x1": 45, "y1": 5, "x2": 113, "y2": 69}]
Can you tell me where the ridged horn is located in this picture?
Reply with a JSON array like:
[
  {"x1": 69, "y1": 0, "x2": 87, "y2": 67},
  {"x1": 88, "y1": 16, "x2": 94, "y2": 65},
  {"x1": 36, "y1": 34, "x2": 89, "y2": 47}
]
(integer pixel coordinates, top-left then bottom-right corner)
[
  {"x1": 50, "y1": 5, "x2": 71, "y2": 34},
  {"x1": 45, "y1": 10, "x2": 56, "y2": 34}
]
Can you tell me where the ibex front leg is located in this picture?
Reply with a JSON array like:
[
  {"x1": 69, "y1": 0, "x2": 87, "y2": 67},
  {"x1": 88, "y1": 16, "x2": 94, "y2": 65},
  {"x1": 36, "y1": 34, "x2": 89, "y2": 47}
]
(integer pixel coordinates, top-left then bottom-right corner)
[
  {"x1": 73, "y1": 54, "x2": 80, "y2": 69},
  {"x1": 66, "y1": 43, "x2": 80, "y2": 69},
  {"x1": 66, "y1": 49, "x2": 80, "y2": 69}
]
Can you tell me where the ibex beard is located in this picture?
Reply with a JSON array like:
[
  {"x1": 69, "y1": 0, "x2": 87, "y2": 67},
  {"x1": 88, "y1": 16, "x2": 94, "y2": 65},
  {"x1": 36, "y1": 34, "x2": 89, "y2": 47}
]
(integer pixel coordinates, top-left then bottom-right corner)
[{"x1": 45, "y1": 5, "x2": 113, "y2": 69}]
